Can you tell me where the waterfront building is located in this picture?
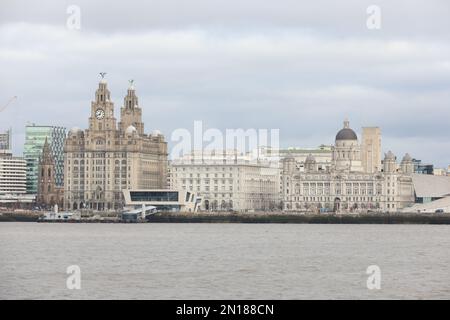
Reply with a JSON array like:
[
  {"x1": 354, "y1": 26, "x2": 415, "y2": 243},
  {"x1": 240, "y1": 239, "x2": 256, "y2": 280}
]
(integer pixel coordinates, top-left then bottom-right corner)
[
  {"x1": 413, "y1": 159, "x2": 434, "y2": 175},
  {"x1": 402, "y1": 173, "x2": 450, "y2": 213},
  {"x1": 402, "y1": 195, "x2": 450, "y2": 213},
  {"x1": 170, "y1": 150, "x2": 280, "y2": 211},
  {"x1": 432, "y1": 168, "x2": 447, "y2": 176},
  {"x1": 0, "y1": 129, "x2": 11, "y2": 152},
  {"x1": 36, "y1": 138, "x2": 64, "y2": 209},
  {"x1": 23, "y1": 124, "x2": 66, "y2": 194},
  {"x1": 281, "y1": 120, "x2": 415, "y2": 213},
  {"x1": 280, "y1": 145, "x2": 333, "y2": 171},
  {"x1": 410, "y1": 173, "x2": 450, "y2": 204},
  {"x1": 122, "y1": 189, "x2": 200, "y2": 212},
  {"x1": 361, "y1": 127, "x2": 382, "y2": 173},
  {"x1": 0, "y1": 151, "x2": 32, "y2": 205},
  {"x1": 63, "y1": 78, "x2": 168, "y2": 211}
]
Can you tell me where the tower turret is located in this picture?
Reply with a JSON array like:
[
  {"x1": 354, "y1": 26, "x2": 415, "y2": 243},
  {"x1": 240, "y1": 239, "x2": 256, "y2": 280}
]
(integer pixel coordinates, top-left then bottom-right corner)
[
  {"x1": 400, "y1": 153, "x2": 414, "y2": 174},
  {"x1": 119, "y1": 80, "x2": 144, "y2": 135},
  {"x1": 383, "y1": 151, "x2": 397, "y2": 173}
]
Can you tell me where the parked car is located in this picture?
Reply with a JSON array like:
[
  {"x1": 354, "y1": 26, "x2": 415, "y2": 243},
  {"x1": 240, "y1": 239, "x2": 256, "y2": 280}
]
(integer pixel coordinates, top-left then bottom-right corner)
[{"x1": 435, "y1": 209, "x2": 444, "y2": 213}]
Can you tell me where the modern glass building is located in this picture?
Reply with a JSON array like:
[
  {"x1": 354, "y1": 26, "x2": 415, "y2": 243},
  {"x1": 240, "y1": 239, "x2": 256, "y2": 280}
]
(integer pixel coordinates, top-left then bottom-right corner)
[
  {"x1": 23, "y1": 124, "x2": 66, "y2": 194},
  {"x1": 413, "y1": 159, "x2": 434, "y2": 175},
  {"x1": 122, "y1": 189, "x2": 200, "y2": 212}
]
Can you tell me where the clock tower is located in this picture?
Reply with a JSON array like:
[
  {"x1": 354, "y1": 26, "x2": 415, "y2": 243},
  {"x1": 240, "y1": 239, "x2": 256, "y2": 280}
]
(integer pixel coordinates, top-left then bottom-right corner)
[
  {"x1": 64, "y1": 74, "x2": 168, "y2": 212},
  {"x1": 89, "y1": 78, "x2": 116, "y2": 132}
]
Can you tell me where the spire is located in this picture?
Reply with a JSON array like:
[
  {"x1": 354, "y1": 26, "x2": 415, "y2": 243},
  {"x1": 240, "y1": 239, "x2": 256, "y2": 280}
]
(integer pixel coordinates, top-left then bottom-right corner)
[
  {"x1": 43, "y1": 137, "x2": 50, "y2": 154},
  {"x1": 40, "y1": 137, "x2": 53, "y2": 165}
]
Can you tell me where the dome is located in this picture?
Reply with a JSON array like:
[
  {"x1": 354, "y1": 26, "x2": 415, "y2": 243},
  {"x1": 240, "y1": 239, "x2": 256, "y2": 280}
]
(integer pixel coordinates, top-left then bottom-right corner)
[
  {"x1": 335, "y1": 120, "x2": 357, "y2": 141},
  {"x1": 305, "y1": 154, "x2": 316, "y2": 162},
  {"x1": 125, "y1": 125, "x2": 137, "y2": 135},
  {"x1": 336, "y1": 128, "x2": 357, "y2": 140},
  {"x1": 152, "y1": 129, "x2": 162, "y2": 136},
  {"x1": 284, "y1": 153, "x2": 295, "y2": 160},
  {"x1": 402, "y1": 153, "x2": 412, "y2": 162},
  {"x1": 69, "y1": 127, "x2": 81, "y2": 135},
  {"x1": 384, "y1": 150, "x2": 396, "y2": 160}
]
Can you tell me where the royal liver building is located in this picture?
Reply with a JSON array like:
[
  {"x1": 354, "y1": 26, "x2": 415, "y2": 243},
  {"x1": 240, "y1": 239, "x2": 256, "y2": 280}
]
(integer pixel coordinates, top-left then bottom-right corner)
[
  {"x1": 281, "y1": 120, "x2": 415, "y2": 213},
  {"x1": 64, "y1": 77, "x2": 168, "y2": 211}
]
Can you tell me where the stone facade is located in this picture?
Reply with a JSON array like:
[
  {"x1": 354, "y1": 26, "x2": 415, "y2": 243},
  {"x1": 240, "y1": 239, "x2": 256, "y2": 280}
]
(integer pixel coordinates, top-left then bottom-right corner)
[
  {"x1": 170, "y1": 150, "x2": 280, "y2": 211},
  {"x1": 64, "y1": 79, "x2": 168, "y2": 211},
  {"x1": 37, "y1": 138, "x2": 63, "y2": 209},
  {"x1": 361, "y1": 127, "x2": 382, "y2": 173},
  {"x1": 281, "y1": 120, "x2": 415, "y2": 213}
]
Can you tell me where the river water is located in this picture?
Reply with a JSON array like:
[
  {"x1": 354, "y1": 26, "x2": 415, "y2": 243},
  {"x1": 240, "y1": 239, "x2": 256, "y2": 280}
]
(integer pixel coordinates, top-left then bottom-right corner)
[{"x1": 1, "y1": 222, "x2": 449, "y2": 299}]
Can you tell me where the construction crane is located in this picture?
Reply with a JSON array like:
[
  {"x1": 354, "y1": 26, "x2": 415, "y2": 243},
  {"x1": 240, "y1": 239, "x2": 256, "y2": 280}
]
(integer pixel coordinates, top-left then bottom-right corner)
[{"x1": 0, "y1": 96, "x2": 17, "y2": 113}]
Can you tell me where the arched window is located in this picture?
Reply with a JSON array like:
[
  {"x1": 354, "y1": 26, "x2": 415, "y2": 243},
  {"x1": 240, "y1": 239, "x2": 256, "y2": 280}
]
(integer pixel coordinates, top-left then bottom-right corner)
[{"x1": 48, "y1": 168, "x2": 51, "y2": 178}]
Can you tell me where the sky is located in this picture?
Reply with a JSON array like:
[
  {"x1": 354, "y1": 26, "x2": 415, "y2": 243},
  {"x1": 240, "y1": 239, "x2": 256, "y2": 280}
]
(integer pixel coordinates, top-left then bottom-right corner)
[{"x1": 0, "y1": 0, "x2": 450, "y2": 166}]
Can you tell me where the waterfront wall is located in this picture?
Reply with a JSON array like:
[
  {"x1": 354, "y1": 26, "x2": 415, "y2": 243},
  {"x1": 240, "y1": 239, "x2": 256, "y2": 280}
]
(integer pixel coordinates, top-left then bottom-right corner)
[
  {"x1": 147, "y1": 212, "x2": 450, "y2": 224},
  {"x1": 2, "y1": 210, "x2": 450, "y2": 224}
]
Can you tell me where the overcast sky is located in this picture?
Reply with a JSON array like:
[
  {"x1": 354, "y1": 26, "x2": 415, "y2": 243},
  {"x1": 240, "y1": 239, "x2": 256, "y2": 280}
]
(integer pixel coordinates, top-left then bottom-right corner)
[{"x1": 1, "y1": 0, "x2": 450, "y2": 166}]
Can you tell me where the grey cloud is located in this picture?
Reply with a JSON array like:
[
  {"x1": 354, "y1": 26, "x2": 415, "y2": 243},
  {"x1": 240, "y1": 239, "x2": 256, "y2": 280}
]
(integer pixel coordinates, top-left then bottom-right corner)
[{"x1": 0, "y1": 1, "x2": 450, "y2": 167}]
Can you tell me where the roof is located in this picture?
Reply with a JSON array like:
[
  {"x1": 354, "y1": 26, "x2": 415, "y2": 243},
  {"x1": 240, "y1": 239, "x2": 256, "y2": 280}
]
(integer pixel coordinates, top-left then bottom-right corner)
[
  {"x1": 335, "y1": 128, "x2": 357, "y2": 140},
  {"x1": 384, "y1": 150, "x2": 396, "y2": 160},
  {"x1": 411, "y1": 173, "x2": 450, "y2": 198}
]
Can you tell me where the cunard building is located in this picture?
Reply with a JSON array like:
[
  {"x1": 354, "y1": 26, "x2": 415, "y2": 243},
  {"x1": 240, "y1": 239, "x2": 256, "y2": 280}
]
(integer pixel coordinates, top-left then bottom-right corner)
[
  {"x1": 64, "y1": 77, "x2": 168, "y2": 211},
  {"x1": 281, "y1": 120, "x2": 415, "y2": 213}
]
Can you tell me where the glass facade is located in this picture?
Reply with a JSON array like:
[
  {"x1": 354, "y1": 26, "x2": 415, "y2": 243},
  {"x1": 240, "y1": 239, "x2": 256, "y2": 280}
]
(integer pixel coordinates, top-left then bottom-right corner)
[
  {"x1": 130, "y1": 191, "x2": 179, "y2": 202},
  {"x1": 413, "y1": 159, "x2": 434, "y2": 175},
  {"x1": 23, "y1": 124, "x2": 66, "y2": 194}
]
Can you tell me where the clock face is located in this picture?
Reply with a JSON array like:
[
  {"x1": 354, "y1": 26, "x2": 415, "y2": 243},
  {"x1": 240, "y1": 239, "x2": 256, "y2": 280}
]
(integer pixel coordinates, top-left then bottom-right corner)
[{"x1": 95, "y1": 109, "x2": 105, "y2": 120}]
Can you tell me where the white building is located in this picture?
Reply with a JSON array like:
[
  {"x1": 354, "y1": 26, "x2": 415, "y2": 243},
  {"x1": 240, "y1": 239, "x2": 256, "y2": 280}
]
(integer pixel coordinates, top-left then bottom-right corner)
[
  {"x1": 122, "y1": 189, "x2": 201, "y2": 212},
  {"x1": 0, "y1": 152, "x2": 33, "y2": 204},
  {"x1": 170, "y1": 150, "x2": 280, "y2": 211},
  {"x1": 402, "y1": 196, "x2": 450, "y2": 213},
  {"x1": 281, "y1": 120, "x2": 415, "y2": 213},
  {"x1": 0, "y1": 152, "x2": 27, "y2": 196},
  {"x1": 433, "y1": 168, "x2": 448, "y2": 176},
  {"x1": 279, "y1": 145, "x2": 333, "y2": 171}
]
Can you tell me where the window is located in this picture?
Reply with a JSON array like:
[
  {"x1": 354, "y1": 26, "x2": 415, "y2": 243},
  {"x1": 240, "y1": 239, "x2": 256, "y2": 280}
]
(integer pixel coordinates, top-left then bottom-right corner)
[{"x1": 130, "y1": 191, "x2": 178, "y2": 202}]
